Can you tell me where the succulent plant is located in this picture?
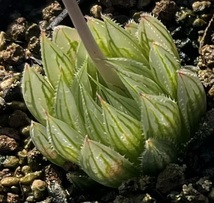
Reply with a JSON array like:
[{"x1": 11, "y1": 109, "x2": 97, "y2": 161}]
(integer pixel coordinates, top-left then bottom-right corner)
[{"x1": 22, "y1": 0, "x2": 206, "y2": 188}]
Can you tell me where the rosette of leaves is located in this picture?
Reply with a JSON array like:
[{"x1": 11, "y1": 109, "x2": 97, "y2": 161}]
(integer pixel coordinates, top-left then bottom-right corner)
[{"x1": 22, "y1": 6, "x2": 206, "y2": 188}]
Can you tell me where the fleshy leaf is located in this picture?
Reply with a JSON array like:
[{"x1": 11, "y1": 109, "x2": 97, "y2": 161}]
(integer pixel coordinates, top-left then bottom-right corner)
[
  {"x1": 75, "y1": 41, "x2": 88, "y2": 68},
  {"x1": 71, "y1": 61, "x2": 93, "y2": 116},
  {"x1": 105, "y1": 57, "x2": 151, "y2": 77},
  {"x1": 30, "y1": 121, "x2": 69, "y2": 168},
  {"x1": 22, "y1": 64, "x2": 54, "y2": 125},
  {"x1": 117, "y1": 69, "x2": 163, "y2": 103},
  {"x1": 98, "y1": 84, "x2": 140, "y2": 120},
  {"x1": 141, "y1": 138, "x2": 177, "y2": 174},
  {"x1": 41, "y1": 34, "x2": 75, "y2": 87},
  {"x1": 52, "y1": 25, "x2": 80, "y2": 60},
  {"x1": 140, "y1": 94, "x2": 182, "y2": 142},
  {"x1": 79, "y1": 136, "x2": 138, "y2": 188},
  {"x1": 124, "y1": 20, "x2": 138, "y2": 36},
  {"x1": 102, "y1": 15, "x2": 148, "y2": 64},
  {"x1": 138, "y1": 13, "x2": 179, "y2": 59},
  {"x1": 54, "y1": 74, "x2": 86, "y2": 135},
  {"x1": 46, "y1": 114, "x2": 83, "y2": 164},
  {"x1": 99, "y1": 97, "x2": 144, "y2": 162},
  {"x1": 177, "y1": 68, "x2": 206, "y2": 136},
  {"x1": 89, "y1": 75, "x2": 140, "y2": 119},
  {"x1": 80, "y1": 85, "x2": 108, "y2": 145},
  {"x1": 149, "y1": 43, "x2": 180, "y2": 98},
  {"x1": 86, "y1": 16, "x2": 111, "y2": 56}
]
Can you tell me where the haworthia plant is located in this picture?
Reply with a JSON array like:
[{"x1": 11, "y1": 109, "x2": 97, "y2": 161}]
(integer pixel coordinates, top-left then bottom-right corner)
[{"x1": 22, "y1": 0, "x2": 206, "y2": 188}]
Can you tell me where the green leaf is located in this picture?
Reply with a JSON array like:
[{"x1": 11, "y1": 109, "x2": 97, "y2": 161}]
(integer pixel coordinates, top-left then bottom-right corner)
[
  {"x1": 89, "y1": 74, "x2": 140, "y2": 119},
  {"x1": 106, "y1": 57, "x2": 151, "y2": 77},
  {"x1": 75, "y1": 41, "x2": 88, "y2": 68},
  {"x1": 30, "y1": 121, "x2": 69, "y2": 168},
  {"x1": 100, "y1": 97, "x2": 144, "y2": 162},
  {"x1": 80, "y1": 85, "x2": 108, "y2": 145},
  {"x1": 54, "y1": 74, "x2": 86, "y2": 135},
  {"x1": 117, "y1": 69, "x2": 163, "y2": 103},
  {"x1": 140, "y1": 94, "x2": 182, "y2": 142},
  {"x1": 52, "y1": 25, "x2": 80, "y2": 60},
  {"x1": 46, "y1": 114, "x2": 83, "y2": 164},
  {"x1": 87, "y1": 16, "x2": 111, "y2": 56},
  {"x1": 79, "y1": 136, "x2": 138, "y2": 188},
  {"x1": 41, "y1": 34, "x2": 75, "y2": 87},
  {"x1": 22, "y1": 64, "x2": 54, "y2": 125},
  {"x1": 102, "y1": 15, "x2": 148, "y2": 64},
  {"x1": 177, "y1": 69, "x2": 206, "y2": 136},
  {"x1": 70, "y1": 60, "x2": 94, "y2": 116},
  {"x1": 124, "y1": 20, "x2": 138, "y2": 36},
  {"x1": 98, "y1": 85, "x2": 140, "y2": 120},
  {"x1": 138, "y1": 13, "x2": 179, "y2": 59},
  {"x1": 149, "y1": 43, "x2": 180, "y2": 98},
  {"x1": 141, "y1": 138, "x2": 177, "y2": 174}
]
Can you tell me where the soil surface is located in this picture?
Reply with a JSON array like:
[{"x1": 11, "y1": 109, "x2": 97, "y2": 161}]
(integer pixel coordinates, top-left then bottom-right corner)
[{"x1": 0, "y1": 0, "x2": 214, "y2": 203}]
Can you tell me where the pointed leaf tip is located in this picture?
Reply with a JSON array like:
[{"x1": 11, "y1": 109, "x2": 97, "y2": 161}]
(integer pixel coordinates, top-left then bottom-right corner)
[
  {"x1": 30, "y1": 121, "x2": 69, "y2": 168},
  {"x1": 79, "y1": 137, "x2": 137, "y2": 188}
]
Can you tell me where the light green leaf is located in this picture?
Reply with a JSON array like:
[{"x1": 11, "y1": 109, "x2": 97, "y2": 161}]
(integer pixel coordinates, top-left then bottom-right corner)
[
  {"x1": 149, "y1": 43, "x2": 180, "y2": 98},
  {"x1": 70, "y1": 61, "x2": 93, "y2": 116},
  {"x1": 138, "y1": 13, "x2": 179, "y2": 59},
  {"x1": 102, "y1": 15, "x2": 148, "y2": 64},
  {"x1": 87, "y1": 16, "x2": 111, "y2": 56},
  {"x1": 54, "y1": 74, "x2": 86, "y2": 135},
  {"x1": 75, "y1": 41, "x2": 88, "y2": 68},
  {"x1": 140, "y1": 94, "x2": 182, "y2": 142},
  {"x1": 177, "y1": 69, "x2": 206, "y2": 136},
  {"x1": 99, "y1": 85, "x2": 140, "y2": 120},
  {"x1": 46, "y1": 114, "x2": 83, "y2": 164},
  {"x1": 89, "y1": 74, "x2": 140, "y2": 119},
  {"x1": 79, "y1": 136, "x2": 138, "y2": 188},
  {"x1": 22, "y1": 64, "x2": 54, "y2": 125},
  {"x1": 41, "y1": 34, "x2": 75, "y2": 87},
  {"x1": 52, "y1": 25, "x2": 80, "y2": 60},
  {"x1": 30, "y1": 121, "x2": 69, "y2": 168},
  {"x1": 106, "y1": 57, "x2": 151, "y2": 76},
  {"x1": 72, "y1": 60, "x2": 92, "y2": 95},
  {"x1": 80, "y1": 85, "x2": 107, "y2": 145},
  {"x1": 124, "y1": 20, "x2": 138, "y2": 36},
  {"x1": 117, "y1": 69, "x2": 163, "y2": 103},
  {"x1": 100, "y1": 97, "x2": 144, "y2": 162}
]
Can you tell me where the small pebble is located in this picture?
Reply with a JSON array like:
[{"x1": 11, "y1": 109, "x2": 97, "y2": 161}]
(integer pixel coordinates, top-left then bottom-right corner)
[
  {"x1": 2, "y1": 156, "x2": 19, "y2": 168},
  {"x1": 192, "y1": 1, "x2": 211, "y2": 13},
  {"x1": 31, "y1": 179, "x2": 47, "y2": 200},
  {"x1": 7, "y1": 192, "x2": 19, "y2": 203},
  {"x1": 200, "y1": 45, "x2": 214, "y2": 68},
  {"x1": 0, "y1": 43, "x2": 25, "y2": 65},
  {"x1": 0, "y1": 77, "x2": 16, "y2": 90},
  {"x1": 1, "y1": 177, "x2": 20, "y2": 187},
  {"x1": 0, "y1": 135, "x2": 18, "y2": 153},
  {"x1": 90, "y1": 5, "x2": 102, "y2": 18},
  {"x1": 6, "y1": 17, "x2": 28, "y2": 41},
  {"x1": 21, "y1": 165, "x2": 32, "y2": 175},
  {"x1": 20, "y1": 171, "x2": 42, "y2": 185},
  {"x1": 0, "y1": 32, "x2": 6, "y2": 50}
]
